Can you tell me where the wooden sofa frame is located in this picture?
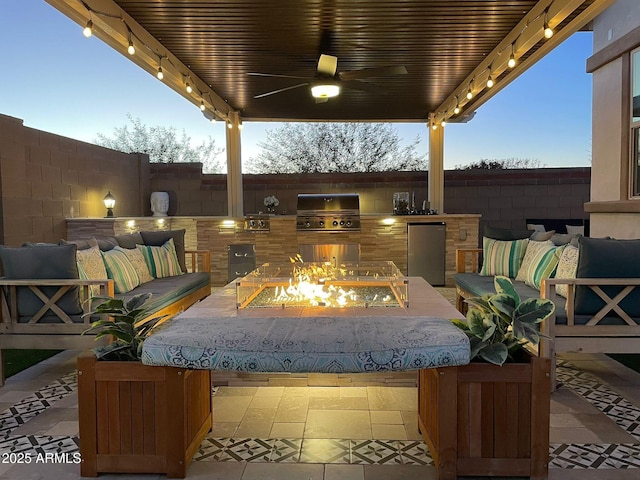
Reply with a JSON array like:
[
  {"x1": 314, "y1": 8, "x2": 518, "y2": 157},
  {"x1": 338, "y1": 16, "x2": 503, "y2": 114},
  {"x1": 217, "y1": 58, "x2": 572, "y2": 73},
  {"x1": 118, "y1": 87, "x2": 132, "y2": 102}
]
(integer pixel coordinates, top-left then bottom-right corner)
[
  {"x1": 455, "y1": 248, "x2": 640, "y2": 385},
  {"x1": 0, "y1": 250, "x2": 211, "y2": 385}
]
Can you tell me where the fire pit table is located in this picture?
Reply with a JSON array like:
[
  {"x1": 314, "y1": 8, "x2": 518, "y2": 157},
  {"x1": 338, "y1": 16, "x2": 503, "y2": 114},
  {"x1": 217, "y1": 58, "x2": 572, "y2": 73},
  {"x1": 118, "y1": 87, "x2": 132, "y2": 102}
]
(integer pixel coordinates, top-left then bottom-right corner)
[{"x1": 141, "y1": 263, "x2": 470, "y2": 372}]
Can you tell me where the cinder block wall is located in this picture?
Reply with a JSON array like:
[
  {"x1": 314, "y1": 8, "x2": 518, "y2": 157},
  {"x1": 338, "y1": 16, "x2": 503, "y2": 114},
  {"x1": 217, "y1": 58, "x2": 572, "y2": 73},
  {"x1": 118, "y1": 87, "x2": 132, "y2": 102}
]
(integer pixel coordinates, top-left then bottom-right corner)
[
  {"x1": 0, "y1": 114, "x2": 591, "y2": 246},
  {"x1": 0, "y1": 114, "x2": 150, "y2": 246}
]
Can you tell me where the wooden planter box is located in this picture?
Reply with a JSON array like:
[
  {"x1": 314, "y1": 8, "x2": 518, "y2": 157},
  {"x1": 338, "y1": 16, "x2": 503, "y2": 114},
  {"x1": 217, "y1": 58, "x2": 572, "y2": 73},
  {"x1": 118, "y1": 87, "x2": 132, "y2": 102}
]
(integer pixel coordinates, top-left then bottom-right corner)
[
  {"x1": 77, "y1": 352, "x2": 212, "y2": 478},
  {"x1": 418, "y1": 352, "x2": 551, "y2": 480}
]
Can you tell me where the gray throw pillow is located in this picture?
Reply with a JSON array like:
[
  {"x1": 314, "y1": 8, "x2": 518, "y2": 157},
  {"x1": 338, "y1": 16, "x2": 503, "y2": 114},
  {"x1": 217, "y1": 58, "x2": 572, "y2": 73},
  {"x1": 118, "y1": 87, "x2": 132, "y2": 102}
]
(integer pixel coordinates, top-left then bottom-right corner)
[
  {"x1": 0, "y1": 244, "x2": 82, "y2": 317},
  {"x1": 484, "y1": 225, "x2": 532, "y2": 241},
  {"x1": 115, "y1": 232, "x2": 144, "y2": 249}
]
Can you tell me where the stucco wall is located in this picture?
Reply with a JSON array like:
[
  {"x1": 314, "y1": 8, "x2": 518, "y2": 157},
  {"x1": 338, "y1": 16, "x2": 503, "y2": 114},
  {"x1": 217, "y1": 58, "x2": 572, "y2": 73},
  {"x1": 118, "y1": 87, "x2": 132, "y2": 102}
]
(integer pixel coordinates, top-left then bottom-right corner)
[{"x1": 588, "y1": 0, "x2": 640, "y2": 238}]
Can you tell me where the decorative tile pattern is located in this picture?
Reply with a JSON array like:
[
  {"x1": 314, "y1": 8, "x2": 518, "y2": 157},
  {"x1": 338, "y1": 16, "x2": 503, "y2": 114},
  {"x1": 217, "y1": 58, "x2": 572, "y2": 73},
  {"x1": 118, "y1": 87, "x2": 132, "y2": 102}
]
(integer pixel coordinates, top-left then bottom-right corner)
[
  {"x1": 299, "y1": 438, "x2": 351, "y2": 464},
  {"x1": 270, "y1": 438, "x2": 302, "y2": 463},
  {"x1": 351, "y1": 439, "x2": 402, "y2": 465},
  {"x1": 398, "y1": 440, "x2": 434, "y2": 465},
  {"x1": 216, "y1": 438, "x2": 274, "y2": 462},
  {"x1": 0, "y1": 435, "x2": 79, "y2": 456},
  {"x1": 550, "y1": 444, "x2": 640, "y2": 469},
  {"x1": 3, "y1": 363, "x2": 640, "y2": 471},
  {"x1": 557, "y1": 361, "x2": 640, "y2": 442},
  {"x1": 194, "y1": 437, "x2": 229, "y2": 461},
  {"x1": 0, "y1": 372, "x2": 77, "y2": 436}
]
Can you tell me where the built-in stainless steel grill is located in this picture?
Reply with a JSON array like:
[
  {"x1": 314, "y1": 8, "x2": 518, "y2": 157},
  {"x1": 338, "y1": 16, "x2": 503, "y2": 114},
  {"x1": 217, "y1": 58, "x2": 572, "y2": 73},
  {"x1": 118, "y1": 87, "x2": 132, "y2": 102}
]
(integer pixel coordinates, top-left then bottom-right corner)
[{"x1": 296, "y1": 193, "x2": 360, "y2": 232}]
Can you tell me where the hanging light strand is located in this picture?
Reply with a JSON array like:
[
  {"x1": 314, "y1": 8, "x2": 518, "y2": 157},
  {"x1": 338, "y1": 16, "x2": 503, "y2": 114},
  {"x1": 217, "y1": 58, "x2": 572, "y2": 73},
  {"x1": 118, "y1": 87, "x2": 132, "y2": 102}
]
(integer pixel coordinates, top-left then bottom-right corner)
[
  {"x1": 76, "y1": 0, "x2": 232, "y2": 124},
  {"x1": 438, "y1": 0, "x2": 557, "y2": 126}
]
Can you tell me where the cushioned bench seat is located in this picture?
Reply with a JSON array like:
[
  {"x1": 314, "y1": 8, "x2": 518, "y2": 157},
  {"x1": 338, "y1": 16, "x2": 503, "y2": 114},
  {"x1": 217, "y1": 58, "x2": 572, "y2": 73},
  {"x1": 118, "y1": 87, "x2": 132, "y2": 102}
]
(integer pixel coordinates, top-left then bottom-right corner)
[
  {"x1": 453, "y1": 272, "x2": 640, "y2": 326},
  {"x1": 141, "y1": 315, "x2": 471, "y2": 373},
  {"x1": 115, "y1": 272, "x2": 211, "y2": 315}
]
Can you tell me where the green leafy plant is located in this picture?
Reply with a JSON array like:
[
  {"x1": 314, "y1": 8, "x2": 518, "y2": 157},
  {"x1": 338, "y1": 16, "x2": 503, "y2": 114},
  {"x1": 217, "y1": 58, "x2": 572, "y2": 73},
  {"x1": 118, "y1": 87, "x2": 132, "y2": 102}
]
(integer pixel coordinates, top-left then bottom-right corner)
[
  {"x1": 82, "y1": 293, "x2": 168, "y2": 361},
  {"x1": 452, "y1": 275, "x2": 555, "y2": 366}
]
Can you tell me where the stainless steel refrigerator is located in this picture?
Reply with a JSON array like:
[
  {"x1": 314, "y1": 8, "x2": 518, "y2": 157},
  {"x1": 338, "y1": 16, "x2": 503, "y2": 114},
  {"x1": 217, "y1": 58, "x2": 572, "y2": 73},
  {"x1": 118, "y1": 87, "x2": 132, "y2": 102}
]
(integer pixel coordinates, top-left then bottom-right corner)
[{"x1": 407, "y1": 222, "x2": 446, "y2": 286}]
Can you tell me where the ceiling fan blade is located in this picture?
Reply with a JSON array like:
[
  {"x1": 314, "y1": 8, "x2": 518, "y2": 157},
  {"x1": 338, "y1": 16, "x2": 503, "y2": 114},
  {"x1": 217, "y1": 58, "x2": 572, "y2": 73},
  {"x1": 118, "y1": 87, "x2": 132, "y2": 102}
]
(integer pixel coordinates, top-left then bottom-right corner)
[
  {"x1": 254, "y1": 83, "x2": 309, "y2": 99},
  {"x1": 342, "y1": 80, "x2": 387, "y2": 95},
  {"x1": 339, "y1": 65, "x2": 408, "y2": 81},
  {"x1": 317, "y1": 54, "x2": 338, "y2": 77},
  {"x1": 248, "y1": 72, "x2": 312, "y2": 80}
]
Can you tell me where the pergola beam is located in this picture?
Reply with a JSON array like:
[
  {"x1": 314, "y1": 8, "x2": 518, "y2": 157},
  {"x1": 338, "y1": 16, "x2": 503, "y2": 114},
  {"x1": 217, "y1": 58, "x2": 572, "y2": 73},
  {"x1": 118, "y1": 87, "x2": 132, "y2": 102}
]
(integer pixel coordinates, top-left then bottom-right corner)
[
  {"x1": 44, "y1": 0, "x2": 235, "y2": 122},
  {"x1": 433, "y1": 0, "x2": 617, "y2": 124}
]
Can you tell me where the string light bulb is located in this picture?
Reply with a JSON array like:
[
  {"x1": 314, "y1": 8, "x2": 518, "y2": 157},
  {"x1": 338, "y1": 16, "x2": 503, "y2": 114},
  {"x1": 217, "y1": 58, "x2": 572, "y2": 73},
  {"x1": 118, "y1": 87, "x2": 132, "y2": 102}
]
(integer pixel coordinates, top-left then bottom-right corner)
[
  {"x1": 466, "y1": 84, "x2": 473, "y2": 100},
  {"x1": 156, "y1": 66, "x2": 164, "y2": 80},
  {"x1": 508, "y1": 44, "x2": 516, "y2": 68},
  {"x1": 186, "y1": 81, "x2": 192, "y2": 94},
  {"x1": 127, "y1": 39, "x2": 135, "y2": 55},
  {"x1": 441, "y1": 120, "x2": 447, "y2": 127},
  {"x1": 83, "y1": 19, "x2": 93, "y2": 37},
  {"x1": 200, "y1": 100, "x2": 206, "y2": 111},
  {"x1": 238, "y1": 120, "x2": 244, "y2": 130},
  {"x1": 486, "y1": 75, "x2": 494, "y2": 88},
  {"x1": 227, "y1": 121, "x2": 233, "y2": 129},
  {"x1": 431, "y1": 123, "x2": 438, "y2": 130},
  {"x1": 543, "y1": 10, "x2": 553, "y2": 39},
  {"x1": 453, "y1": 96, "x2": 460, "y2": 115}
]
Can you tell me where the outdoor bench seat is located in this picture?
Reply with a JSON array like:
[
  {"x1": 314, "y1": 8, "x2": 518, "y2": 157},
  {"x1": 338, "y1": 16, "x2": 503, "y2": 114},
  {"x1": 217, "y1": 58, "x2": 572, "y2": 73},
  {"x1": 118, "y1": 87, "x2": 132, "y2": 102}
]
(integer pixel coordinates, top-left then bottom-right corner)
[
  {"x1": 141, "y1": 315, "x2": 471, "y2": 373},
  {"x1": 0, "y1": 230, "x2": 212, "y2": 384},
  {"x1": 454, "y1": 242, "x2": 640, "y2": 385}
]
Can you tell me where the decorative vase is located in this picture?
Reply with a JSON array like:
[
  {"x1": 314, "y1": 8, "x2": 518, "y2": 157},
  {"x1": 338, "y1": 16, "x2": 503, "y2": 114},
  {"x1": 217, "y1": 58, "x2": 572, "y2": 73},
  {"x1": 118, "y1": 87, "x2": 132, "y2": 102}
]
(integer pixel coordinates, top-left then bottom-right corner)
[{"x1": 150, "y1": 191, "x2": 169, "y2": 217}]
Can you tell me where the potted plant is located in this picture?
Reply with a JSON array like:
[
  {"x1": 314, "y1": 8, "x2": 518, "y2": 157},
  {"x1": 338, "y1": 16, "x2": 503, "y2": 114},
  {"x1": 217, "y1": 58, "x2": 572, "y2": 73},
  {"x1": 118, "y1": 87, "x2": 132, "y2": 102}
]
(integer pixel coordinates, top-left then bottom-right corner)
[
  {"x1": 418, "y1": 276, "x2": 554, "y2": 480},
  {"x1": 77, "y1": 294, "x2": 212, "y2": 479}
]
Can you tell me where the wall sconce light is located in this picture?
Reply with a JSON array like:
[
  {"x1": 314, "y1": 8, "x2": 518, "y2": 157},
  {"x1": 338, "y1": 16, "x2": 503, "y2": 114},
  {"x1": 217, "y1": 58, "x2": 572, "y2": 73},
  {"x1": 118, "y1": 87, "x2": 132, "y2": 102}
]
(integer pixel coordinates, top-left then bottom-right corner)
[{"x1": 103, "y1": 191, "x2": 116, "y2": 218}]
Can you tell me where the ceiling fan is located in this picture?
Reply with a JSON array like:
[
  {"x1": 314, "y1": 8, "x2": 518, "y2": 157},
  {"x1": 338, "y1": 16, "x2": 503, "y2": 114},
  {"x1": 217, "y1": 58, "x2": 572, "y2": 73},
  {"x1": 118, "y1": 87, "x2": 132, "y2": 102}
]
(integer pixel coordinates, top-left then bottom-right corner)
[{"x1": 248, "y1": 54, "x2": 407, "y2": 103}]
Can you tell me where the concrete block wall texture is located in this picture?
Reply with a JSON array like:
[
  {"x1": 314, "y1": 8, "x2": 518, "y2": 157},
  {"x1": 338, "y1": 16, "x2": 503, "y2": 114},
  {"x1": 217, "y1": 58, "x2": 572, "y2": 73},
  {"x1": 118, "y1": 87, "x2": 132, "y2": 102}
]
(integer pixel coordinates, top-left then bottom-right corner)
[
  {"x1": 1, "y1": 114, "x2": 590, "y2": 246},
  {"x1": 0, "y1": 114, "x2": 150, "y2": 246}
]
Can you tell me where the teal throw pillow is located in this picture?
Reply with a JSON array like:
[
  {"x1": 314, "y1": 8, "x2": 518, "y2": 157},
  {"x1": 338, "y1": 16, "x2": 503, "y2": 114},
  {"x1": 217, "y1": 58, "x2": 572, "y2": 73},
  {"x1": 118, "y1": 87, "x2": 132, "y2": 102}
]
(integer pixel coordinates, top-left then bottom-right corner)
[{"x1": 479, "y1": 237, "x2": 529, "y2": 278}]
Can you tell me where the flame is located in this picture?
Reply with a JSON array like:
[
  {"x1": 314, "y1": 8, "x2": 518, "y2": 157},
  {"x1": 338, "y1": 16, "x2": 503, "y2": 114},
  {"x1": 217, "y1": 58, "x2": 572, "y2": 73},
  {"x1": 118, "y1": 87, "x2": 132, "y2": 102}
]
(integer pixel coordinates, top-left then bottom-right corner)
[{"x1": 272, "y1": 259, "x2": 359, "y2": 307}]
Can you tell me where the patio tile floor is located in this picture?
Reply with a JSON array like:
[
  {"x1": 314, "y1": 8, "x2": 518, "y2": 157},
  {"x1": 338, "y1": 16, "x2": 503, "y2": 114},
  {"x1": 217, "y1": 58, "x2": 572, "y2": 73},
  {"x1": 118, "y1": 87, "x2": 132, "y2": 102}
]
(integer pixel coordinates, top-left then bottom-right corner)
[{"x1": 0, "y1": 347, "x2": 640, "y2": 478}]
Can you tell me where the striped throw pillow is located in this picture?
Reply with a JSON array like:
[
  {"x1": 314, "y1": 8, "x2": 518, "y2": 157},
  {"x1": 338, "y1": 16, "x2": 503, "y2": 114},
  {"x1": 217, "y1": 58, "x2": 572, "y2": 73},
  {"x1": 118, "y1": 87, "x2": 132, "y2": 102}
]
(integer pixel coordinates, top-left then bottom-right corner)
[
  {"x1": 480, "y1": 237, "x2": 529, "y2": 278},
  {"x1": 515, "y1": 240, "x2": 565, "y2": 290},
  {"x1": 137, "y1": 238, "x2": 183, "y2": 279},
  {"x1": 101, "y1": 248, "x2": 141, "y2": 293}
]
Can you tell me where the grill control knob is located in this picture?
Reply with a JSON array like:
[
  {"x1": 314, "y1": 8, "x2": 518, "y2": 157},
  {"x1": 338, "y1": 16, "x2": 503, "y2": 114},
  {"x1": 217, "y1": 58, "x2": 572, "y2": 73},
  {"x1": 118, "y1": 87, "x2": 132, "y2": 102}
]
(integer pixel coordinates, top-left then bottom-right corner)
[
  {"x1": 332, "y1": 220, "x2": 339, "y2": 227},
  {"x1": 249, "y1": 220, "x2": 256, "y2": 227},
  {"x1": 258, "y1": 220, "x2": 266, "y2": 228},
  {"x1": 340, "y1": 220, "x2": 345, "y2": 226},
  {"x1": 305, "y1": 221, "x2": 312, "y2": 227},
  {"x1": 319, "y1": 220, "x2": 325, "y2": 227},
  {"x1": 346, "y1": 220, "x2": 352, "y2": 227}
]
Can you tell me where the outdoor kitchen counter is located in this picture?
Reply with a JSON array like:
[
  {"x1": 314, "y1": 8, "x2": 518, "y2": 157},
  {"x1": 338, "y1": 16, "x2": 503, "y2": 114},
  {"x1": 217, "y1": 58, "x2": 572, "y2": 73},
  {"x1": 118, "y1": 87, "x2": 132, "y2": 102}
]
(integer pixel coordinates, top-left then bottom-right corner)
[
  {"x1": 141, "y1": 276, "x2": 470, "y2": 372},
  {"x1": 67, "y1": 215, "x2": 480, "y2": 286}
]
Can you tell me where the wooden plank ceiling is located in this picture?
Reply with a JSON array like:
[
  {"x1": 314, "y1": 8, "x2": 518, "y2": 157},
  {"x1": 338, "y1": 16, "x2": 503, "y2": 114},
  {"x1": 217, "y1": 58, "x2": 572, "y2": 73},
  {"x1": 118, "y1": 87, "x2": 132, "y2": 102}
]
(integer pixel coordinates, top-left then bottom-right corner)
[{"x1": 72, "y1": 0, "x2": 602, "y2": 122}]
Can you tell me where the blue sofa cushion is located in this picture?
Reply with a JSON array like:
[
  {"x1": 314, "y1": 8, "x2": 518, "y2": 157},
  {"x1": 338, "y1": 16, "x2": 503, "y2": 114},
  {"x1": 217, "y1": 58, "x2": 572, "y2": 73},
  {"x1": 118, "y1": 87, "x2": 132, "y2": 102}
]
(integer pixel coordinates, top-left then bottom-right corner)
[
  {"x1": 116, "y1": 272, "x2": 210, "y2": 316},
  {"x1": 0, "y1": 244, "x2": 82, "y2": 317},
  {"x1": 575, "y1": 237, "x2": 640, "y2": 317}
]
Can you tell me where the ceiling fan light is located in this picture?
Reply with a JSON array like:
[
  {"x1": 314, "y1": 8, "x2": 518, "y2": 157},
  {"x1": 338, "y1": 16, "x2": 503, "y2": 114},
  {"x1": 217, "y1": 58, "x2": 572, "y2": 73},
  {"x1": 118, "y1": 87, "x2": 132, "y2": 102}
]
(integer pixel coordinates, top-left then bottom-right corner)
[{"x1": 311, "y1": 83, "x2": 340, "y2": 99}]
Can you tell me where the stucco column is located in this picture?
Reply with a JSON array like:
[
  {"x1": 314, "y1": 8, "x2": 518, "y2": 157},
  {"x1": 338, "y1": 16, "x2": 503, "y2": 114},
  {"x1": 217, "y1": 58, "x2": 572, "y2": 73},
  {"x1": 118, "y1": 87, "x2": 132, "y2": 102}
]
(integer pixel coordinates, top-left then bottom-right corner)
[
  {"x1": 225, "y1": 111, "x2": 244, "y2": 217},
  {"x1": 428, "y1": 121, "x2": 444, "y2": 214}
]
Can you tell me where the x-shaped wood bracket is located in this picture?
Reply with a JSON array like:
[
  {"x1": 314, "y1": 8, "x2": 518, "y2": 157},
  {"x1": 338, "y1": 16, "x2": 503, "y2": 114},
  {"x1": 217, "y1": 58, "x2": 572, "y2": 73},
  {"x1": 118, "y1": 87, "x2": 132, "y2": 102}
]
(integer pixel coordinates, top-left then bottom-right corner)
[{"x1": 587, "y1": 285, "x2": 635, "y2": 326}]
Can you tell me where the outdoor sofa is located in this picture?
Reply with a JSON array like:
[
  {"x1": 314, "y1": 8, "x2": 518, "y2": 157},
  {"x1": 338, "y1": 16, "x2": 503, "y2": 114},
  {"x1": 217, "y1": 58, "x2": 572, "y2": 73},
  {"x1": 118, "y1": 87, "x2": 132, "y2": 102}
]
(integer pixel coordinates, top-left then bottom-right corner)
[
  {"x1": 0, "y1": 229, "x2": 211, "y2": 384},
  {"x1": 454, "y1": 228, "x2": 640, "y2": 384}
]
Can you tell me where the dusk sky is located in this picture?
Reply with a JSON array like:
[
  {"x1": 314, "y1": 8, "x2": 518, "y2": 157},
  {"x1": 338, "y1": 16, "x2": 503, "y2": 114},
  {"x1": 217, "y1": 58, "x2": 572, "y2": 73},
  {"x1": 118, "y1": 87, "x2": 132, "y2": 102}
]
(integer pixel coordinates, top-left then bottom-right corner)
[{"x1": 0, "y1": 0, "x2": 594, "y2": 170}]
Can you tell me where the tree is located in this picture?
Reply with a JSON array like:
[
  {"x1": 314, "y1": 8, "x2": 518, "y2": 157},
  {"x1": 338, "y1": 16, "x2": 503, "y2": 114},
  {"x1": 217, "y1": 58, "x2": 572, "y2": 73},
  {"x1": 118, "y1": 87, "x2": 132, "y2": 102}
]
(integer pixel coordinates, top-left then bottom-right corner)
[
  {"x1": 454, "y1": 157, "x2": 545, "y2": 170},
  {"x1": 95, "y1": 114, "x2": 224, "y2": 173},
  {"x1": 245, "y1": 123, "x2": 427, "y2": 173}
]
